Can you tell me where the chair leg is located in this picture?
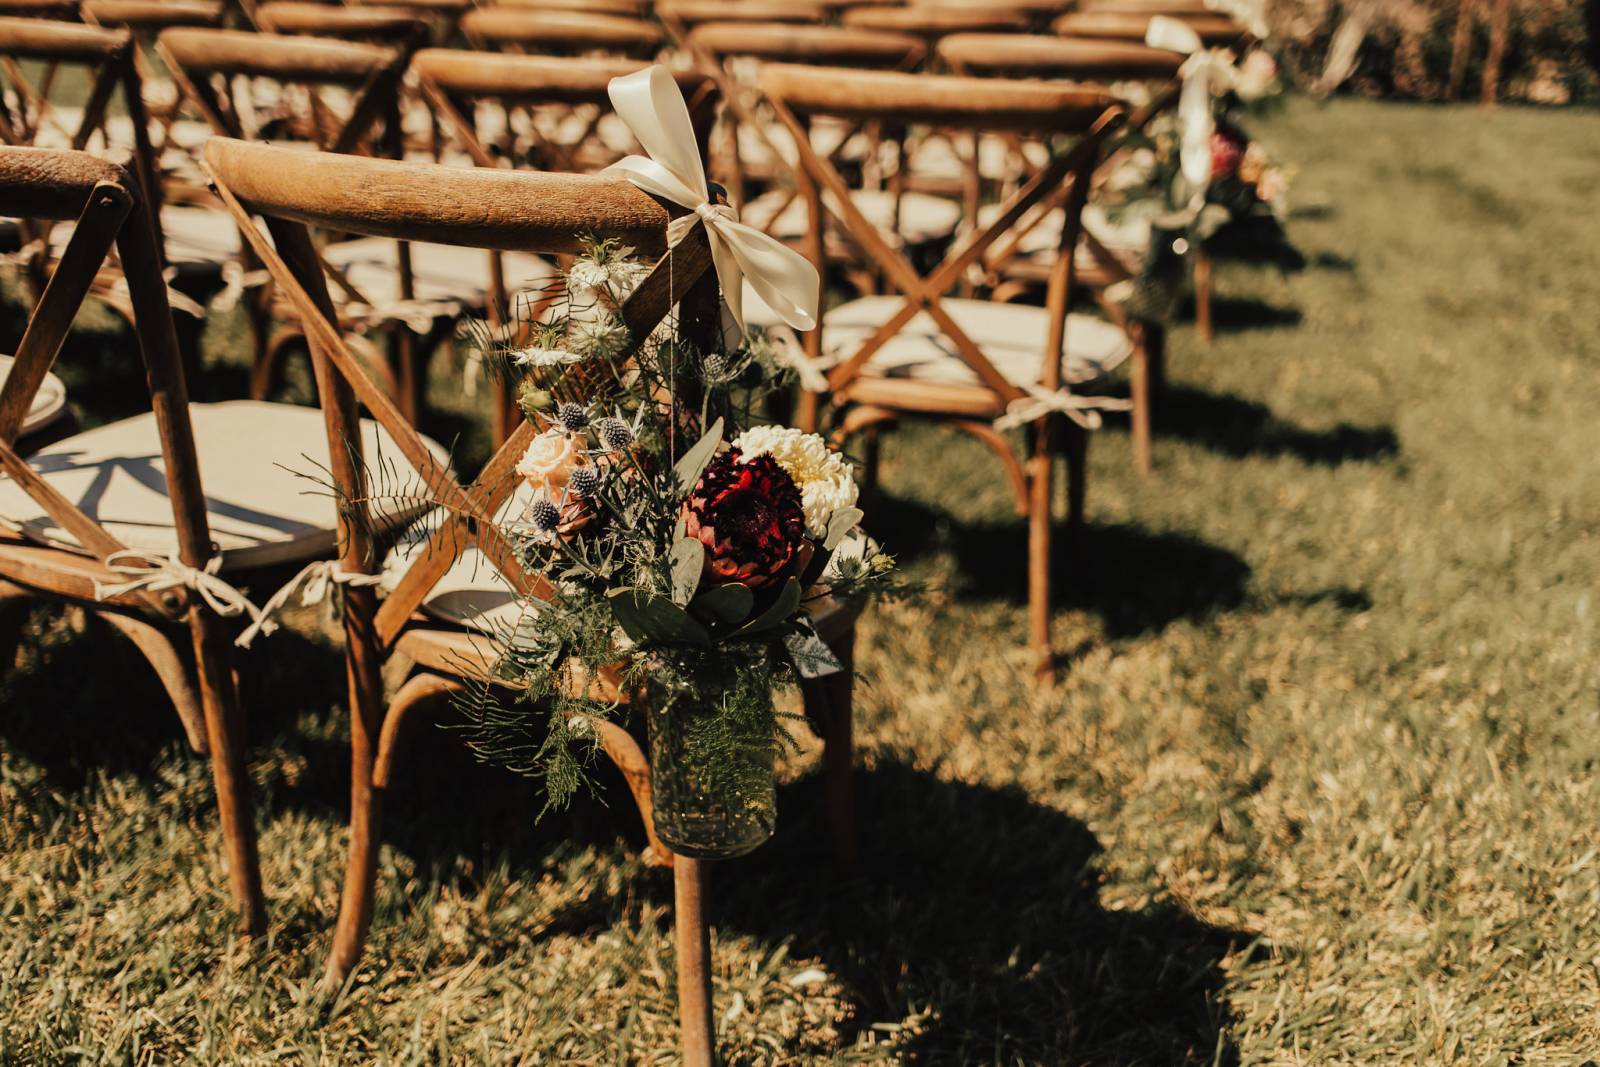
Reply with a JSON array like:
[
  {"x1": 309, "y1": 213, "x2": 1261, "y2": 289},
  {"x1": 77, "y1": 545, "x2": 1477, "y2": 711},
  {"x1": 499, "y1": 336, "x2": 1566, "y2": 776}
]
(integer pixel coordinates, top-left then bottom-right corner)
[
  {"x1": 188, "y1": 609, "x2": 266, "y2": 936},
  {"x1": 593, "y1": 718, "x2": 673, "y2": 868},
  {"x1": 1130, "y1": 324, "x2": 1153, "y2": 476},
  {"x1": 674, "y1": 857, "x2": 716, "y2": 1067},
  {"x1": 321, "y1": 596, "x2": 389, "y2": 992},
  {"x1": 1194, "y1": 251, "x2": 1214, "y2": 345},
  {"x1": 801, "y1": 627, "x2": 858, "y2": 871},
  {"x1": 1027, "y1": 419, "x2": 1056, "y2": 684},
  {"x1": 101, "y1": 610, "x2": 208, "y2": 755}
]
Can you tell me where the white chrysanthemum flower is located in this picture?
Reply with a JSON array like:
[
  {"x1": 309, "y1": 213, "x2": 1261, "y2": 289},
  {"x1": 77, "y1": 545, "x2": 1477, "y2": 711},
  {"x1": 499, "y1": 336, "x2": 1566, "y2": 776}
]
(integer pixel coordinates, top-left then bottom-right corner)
[
  {"x1": 512, "y1": 346, "x2": 582, "y2": 369},
  {"x1": 731, "y1": 425, "x2": 858, "y2": 539}
]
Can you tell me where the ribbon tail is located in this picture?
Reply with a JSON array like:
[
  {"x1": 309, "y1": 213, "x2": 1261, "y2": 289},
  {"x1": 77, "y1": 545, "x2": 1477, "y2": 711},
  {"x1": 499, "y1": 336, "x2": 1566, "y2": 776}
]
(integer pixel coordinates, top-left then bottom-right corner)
[{"x1": 717, "y1": 218, "x2": 819, "y2": 333}]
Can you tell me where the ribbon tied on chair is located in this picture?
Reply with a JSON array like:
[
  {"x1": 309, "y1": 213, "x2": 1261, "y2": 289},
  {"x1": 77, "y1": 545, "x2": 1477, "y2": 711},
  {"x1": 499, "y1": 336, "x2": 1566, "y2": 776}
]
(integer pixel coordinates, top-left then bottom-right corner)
[
  {"x1": 1145, "y1": 15, "x2": 1242, "y2": 207},
  {"x1": 994, "y1": 384, "x2": 1134, "y2": 433},
  {"x1": 604, "y1": 65, "x2": 820, "y2": 349},
  {"x1": 94, "y1": 549, "x2": 268, "y2": 626},
  {"x1": 235, "y1": 559, "x2": 385, "y2": 648}
]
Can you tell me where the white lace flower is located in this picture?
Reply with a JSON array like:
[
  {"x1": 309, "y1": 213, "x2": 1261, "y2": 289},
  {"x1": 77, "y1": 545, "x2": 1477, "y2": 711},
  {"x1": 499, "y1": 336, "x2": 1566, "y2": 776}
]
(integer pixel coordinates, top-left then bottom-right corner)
[
  {"x1": 512, "y1": 346, "x2": 583, "y2": 369},
  {"x1": 731, "y1": 425, "x2": 858, "y2": 539}
]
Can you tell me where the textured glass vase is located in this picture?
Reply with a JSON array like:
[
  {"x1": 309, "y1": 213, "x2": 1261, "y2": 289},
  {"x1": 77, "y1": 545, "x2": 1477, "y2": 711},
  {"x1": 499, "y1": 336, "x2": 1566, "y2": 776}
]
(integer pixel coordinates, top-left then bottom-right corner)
[{"x1": 645, "y1": 658, "x2": 776, "y2": 860}]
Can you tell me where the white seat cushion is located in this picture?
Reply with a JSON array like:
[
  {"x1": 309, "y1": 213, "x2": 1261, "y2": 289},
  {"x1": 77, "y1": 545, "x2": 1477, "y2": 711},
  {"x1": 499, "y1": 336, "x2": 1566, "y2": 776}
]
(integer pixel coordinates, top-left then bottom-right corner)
[
  {"x1": 0, "y1": 355, "x2": 68, "y2": 437},
  {"x1": 0, "y1": 400, "x2": 450, "y2": 571},
  {"x1": 826, "y1": 295, "x2": 1132, "y2": 388},
  {"x1": 321, "y1": 238, "x2": 556, "y2": 308},
  {"x1": 382, "y1": 483, "x2": 536, "y2": 634},
  {"x1": 976, "y1": 202, "x2": 1151, "y2": 270},
  {"x1": 742, "y1": 188, "x2": 963, "y2": 250}
]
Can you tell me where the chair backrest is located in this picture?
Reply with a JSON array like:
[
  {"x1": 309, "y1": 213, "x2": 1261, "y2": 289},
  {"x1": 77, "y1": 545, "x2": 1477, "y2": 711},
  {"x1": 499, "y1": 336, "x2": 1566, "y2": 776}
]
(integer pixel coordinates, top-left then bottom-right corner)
[
  {"x1": 1052, "y1": 10, "x2": 1242, "y2": 44},
  {"x1": 487, "y1": 0, "x2": 646, "y2": 15},
  {"x1": 460, "y1": 8, "x2": 663, "y2": 59},
  {"x1": 256, "y1": 2, "x2": 430, "y2": 47},
  {"x1": 758, "y1": 62, "x2": 1122, "y2": 408},
  {"x1": 0, "y1": 16, "x2": 165, "y2": 264},
  {"x1": 841, "y1": 6, "x2": 1032, "y2": 39},
  {"x1": 938, "y1": 31, "x2": 1184, "y2": 81},
  {"x1": 81, "y1": 1, "x2": 225, "y2": 33},
  {"x1": 688, "y1": 22, "x2": 925, "y2": 68},
  {"x1": 657, "y1": 0, "x2": 828, "y2": 29},
  {"x1": 155, "y1": 27, "x2": 407, "y2": 153},
  {"x1": 199, "y1": 135, "x2": 719, "y2": 652},
  {"x1": 410, "y1": 48, "x2": 715, "y2": 172},
  {"x1": 0, "y1": 146, "x2": 217, "y2": 615}
]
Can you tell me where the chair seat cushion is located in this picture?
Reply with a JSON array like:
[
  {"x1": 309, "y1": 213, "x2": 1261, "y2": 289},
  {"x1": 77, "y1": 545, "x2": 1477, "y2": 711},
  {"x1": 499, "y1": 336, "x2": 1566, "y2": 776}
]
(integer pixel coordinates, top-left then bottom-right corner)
[
  {"x1": 0, "y1": 400, "x2": 449, "y2": 571},
  {"x1": 742, "y1": 188, "x2": 963, "y2": 250},
  {"x1": 0, "y1": 355, "x2": 68, "y2": 437},
  {"x1": 976, "y1": 202, "x2": 1150, "y2": 271},
  {"x1": 827, "y1": 295, "x2": 1132, "y2": 387},
  {"x1": 321, "y1": 238, "x2": 556, "y2": 308}
]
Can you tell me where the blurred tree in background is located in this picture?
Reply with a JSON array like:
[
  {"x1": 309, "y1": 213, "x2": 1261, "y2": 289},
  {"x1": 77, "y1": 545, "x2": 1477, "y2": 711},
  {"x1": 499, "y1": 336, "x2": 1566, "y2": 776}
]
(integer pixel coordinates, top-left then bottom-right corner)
[{"x1": 1265, "y1": 0, "x2": 1597, "y2": 104}]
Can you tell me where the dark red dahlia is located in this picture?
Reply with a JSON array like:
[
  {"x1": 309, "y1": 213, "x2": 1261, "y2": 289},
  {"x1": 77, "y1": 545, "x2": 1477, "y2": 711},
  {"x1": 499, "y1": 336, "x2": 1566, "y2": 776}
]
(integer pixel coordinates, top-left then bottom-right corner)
[
  {"x1": 681, "y1": 449, "x2": 806, "y2": 588},
  {"x1": 1210, "y1": 127, "x2": 1247, "y2": 182}
]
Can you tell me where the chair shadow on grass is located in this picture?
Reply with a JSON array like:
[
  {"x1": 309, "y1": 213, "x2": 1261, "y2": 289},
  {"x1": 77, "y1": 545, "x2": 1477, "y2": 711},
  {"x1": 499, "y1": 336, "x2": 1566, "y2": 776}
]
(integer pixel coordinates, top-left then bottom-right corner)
[
  {"x1": 715, "y1": 762, "x2": 1250, "y2": 1065},
  {"x1": 1148, "y1": 385, "x2": 1400, "y2": 466},
  {"x1": 0, "y1": 599, "x2": 1250, "y2": 1063},
  {"x1": 868, "y1": 494, "x2": 1251, "y2": 640},
  {"x1": 1190, "y1": 295, "x2": 1303, "y2": 334}
]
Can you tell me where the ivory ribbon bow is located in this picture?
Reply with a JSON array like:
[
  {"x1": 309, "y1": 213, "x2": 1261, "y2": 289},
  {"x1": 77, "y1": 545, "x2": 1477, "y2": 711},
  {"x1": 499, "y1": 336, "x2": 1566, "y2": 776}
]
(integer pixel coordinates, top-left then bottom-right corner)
[
  {"x1": 604, "y1": 65, "x2": 819, "y2": 346},
  {"x1": 1145, "y1": 15, "x2": 1241, "y2": 203},
  {"x1": 994, "y1": 385, "x2": 1134, "y2": 433},
  {"x1": 235, "y1": 559, "x2": 384, "y2": 648},
  {"x1": 94, "y1": 550, "x2": 266, "y2": 625}
]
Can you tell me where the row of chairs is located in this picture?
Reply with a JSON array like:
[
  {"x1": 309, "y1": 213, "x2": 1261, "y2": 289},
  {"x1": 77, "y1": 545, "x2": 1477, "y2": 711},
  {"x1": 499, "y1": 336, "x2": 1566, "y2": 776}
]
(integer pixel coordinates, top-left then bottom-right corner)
[{"x1": 1, "y1": 1, "x2": 1257, "y2": 1055}]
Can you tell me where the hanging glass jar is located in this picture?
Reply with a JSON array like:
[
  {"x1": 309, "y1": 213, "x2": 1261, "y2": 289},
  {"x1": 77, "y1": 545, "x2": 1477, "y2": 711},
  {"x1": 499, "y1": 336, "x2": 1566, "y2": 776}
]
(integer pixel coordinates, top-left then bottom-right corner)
[{"x1": 645, "y1": 647, "x2": 776, "y2": 859}]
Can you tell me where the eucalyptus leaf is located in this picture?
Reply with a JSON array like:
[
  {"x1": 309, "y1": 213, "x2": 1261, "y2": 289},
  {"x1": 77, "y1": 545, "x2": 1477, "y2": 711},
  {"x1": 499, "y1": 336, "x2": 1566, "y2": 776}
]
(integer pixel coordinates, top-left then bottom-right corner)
[
  {"x1": 735, "y1": 578, "x2": 802, "y2": 638},
  {"x1": 673, "y1": 416, "x2": 724, "y2": 494},
  {"x1": 824, "y1": 507, "x2": 864, "y2": 551},
  {"x1": 691, "y1": 582, "x2": 756, "y2": 626},
  {"x1": 669, "y1": 537, "x2": 705, "y2": 605},
  {"x1": 607, "y1": 588, "x2": 711, "y2": 647}
]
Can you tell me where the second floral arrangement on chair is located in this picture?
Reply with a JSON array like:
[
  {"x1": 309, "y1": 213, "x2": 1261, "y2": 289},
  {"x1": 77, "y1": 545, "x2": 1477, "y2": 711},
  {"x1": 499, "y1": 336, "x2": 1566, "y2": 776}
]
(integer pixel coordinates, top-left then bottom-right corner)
[{"x1": 453, "y1": 242, "x2": 896, "y2": 859}]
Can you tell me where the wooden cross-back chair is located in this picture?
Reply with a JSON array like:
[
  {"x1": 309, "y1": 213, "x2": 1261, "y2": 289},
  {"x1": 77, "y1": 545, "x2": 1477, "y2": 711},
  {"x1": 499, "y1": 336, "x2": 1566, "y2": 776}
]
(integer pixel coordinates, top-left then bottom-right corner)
[
  {"x1": 761, "y1": 64, "x2": 1128, "y2": 680},
  {"x1": 678, "y1": 21, "x2": 931, "y2": 253},
  {"x1": 0, "y1": 145, "x2": 264, "y2": 934},
  {"x1": 0, "y1": 17, "x2": 159, "y2": 270},
  {"x1": 460, "y1": 7, "x2": 664, "y2": 60},
  {"x1": 76, "y1": 2, "x2": 226, "y2": 207},
  {"x1": 939, "y1": 31, "x2": 1185, "y2": 473},
  {"x1": 408, "y1": 48, "x2": 715, "y2": 439},
  {"x1": 202, "y1": 141, "x2": 864, "y2": 1055},
  {"x1": 841, "y1": 4, "x2": 1033, "y2": 40},
  {"x1": 157, "y1": 27, "x2": 473, "y2": 418}
]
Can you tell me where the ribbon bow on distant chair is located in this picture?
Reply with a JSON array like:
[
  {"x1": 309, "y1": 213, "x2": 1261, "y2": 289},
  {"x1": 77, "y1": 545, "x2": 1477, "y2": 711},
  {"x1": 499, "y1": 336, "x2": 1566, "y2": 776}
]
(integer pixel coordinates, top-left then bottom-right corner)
[
  {"x1": 604, "y1": 65, "x2": 820, "y2": 348},
  {"x1": 1145, "y1": 15, "x2": 1241, "y2": 206}
]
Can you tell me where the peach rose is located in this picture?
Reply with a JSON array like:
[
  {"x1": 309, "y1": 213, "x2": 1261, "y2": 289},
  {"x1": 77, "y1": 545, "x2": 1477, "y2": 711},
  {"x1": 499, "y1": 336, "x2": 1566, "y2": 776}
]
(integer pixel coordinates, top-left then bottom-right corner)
[{"x1": 516, "y1": 428, "x2": 586, "y2": 494}]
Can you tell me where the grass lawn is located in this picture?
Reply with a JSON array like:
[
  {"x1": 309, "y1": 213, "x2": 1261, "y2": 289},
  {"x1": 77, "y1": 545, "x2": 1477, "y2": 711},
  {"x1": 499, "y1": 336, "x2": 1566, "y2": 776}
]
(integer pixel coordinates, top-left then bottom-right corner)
[{"x1": 4, "y1": 95, "x2": 1600, "y2": 1064}]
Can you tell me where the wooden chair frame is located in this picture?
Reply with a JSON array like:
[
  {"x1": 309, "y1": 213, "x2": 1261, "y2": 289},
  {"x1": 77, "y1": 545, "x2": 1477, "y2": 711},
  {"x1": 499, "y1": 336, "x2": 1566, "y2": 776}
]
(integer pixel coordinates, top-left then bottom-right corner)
[
  {"x1": 762, "y1": 64, "x2": 1125, "y2": 679},
  {"x1": 202, "y1": 142, "x2": 860, "y2": 1058},
  {"x1": 157, "y1": 27, "x2": 434, "y2": 411},
  {"x1": 460, "y1": 7, "x2": 664, "y2": 60},
  {"x1": 0, "y1": 145, "x2": 264, "y2": 934},
  {"x1": 940, "y1": 31, "x2": 1186, "y2": 472},
  {"x1": 0, "y1": 16, "x2": 160, "y2": 267}
]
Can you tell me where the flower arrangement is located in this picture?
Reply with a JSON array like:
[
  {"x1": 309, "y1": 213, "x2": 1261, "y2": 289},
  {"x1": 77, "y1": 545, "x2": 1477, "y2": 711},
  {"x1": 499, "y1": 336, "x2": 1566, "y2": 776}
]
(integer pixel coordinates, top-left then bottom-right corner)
[
  {"x1": 1096, "y1": 43, "x2": 1302, "y2": 320},
  {"x1": 450, "y1": 237, "x2": 896, "y2": 858}
]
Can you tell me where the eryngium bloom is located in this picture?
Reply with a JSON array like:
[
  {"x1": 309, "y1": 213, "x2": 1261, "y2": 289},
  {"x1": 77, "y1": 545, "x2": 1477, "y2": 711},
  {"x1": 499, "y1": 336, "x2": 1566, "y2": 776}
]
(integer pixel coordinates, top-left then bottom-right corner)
[{"x1": 681, "y1": 450, "x2": 806, "y2": 589}]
